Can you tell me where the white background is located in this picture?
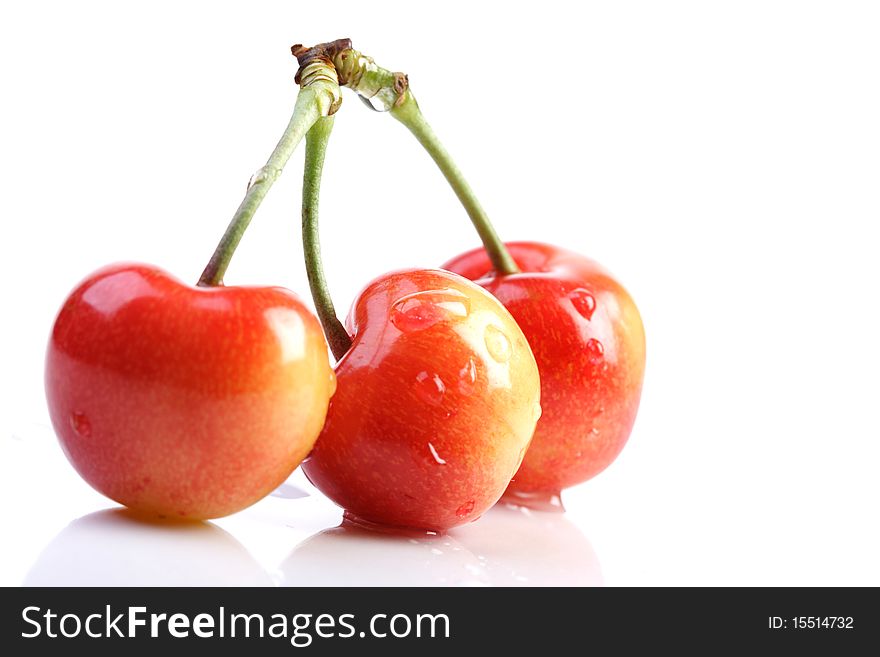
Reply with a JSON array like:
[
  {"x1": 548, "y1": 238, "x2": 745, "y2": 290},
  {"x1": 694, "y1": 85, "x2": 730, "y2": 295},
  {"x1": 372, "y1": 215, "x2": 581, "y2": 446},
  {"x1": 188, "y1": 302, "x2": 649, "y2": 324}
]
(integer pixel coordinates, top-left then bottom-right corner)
[{"x1": 2, "y1": 1, "x2": 878, "y2": 586}]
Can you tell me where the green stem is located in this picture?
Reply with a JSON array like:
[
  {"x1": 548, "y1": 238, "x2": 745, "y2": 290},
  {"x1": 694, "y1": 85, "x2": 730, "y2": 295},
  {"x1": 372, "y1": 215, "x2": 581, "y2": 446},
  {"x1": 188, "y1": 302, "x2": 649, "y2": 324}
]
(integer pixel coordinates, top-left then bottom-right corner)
[
  {"x1": 198, "y1": 59, "x2": 342, "y2": 287},
  {"x1": 390, "y1": 92, "x2": 519, "y2": 275},
  {"x1": 326, "y1": 41, "x2": 519, "y2": 276},
  {"x1": 302, "y1": 116, "x2": 352, "y2": 360}
]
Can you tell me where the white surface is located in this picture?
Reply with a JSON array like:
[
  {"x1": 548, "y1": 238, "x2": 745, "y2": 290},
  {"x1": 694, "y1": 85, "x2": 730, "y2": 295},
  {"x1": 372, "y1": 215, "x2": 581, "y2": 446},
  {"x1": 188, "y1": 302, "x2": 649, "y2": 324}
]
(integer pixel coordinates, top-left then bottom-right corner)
[{"x1": 2, "y1": 1, "x2": 879, "y2": 586}]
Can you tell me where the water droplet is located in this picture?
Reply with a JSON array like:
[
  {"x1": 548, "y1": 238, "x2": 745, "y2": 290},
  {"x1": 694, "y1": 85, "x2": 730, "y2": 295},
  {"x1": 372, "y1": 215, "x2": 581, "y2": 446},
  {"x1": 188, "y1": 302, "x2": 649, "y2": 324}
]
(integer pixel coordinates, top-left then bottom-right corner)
[
  {"x1": 69, "y1": 412, "x2": 91, "y2": 438},
  {"x1": 501, "y1": 489, "x2": 565, "y2": 513},
  {"x1": 455, "y1": 500, "x2": 476, "y2": 518},
  {"x1": 415, "y1": 371, "x2": 446, "y2": 406},
  {"x1": 532, "y1": 402, "x2": 543, "y2": 422},
  {"x1": 341, "y1": 511, "x2": 447, "y2": 537},
  {"x1": 569, "y1": 288, "x2": 596, "y2": 320},
  {"x1": 458, "y1": 358, "x2": 477, "y2": 394},
  {"x1": 390, "y1": 288, "x2": 470, "y2": 333},
  {"x1": 590, "y1": 427, "x2": 600, "y2": 436},
  {"x1": 246, "y1": 165, "x2": 276, "y2": 190},
  {"x1": 585, "y1": 338, "x2": 604, "y2": 364},
  {"x1": 357, "y1": 88, "x2": 398, "y2": 112},
  {"x1": 484, "y1": 325, "x2": 511, "y2": 363},
  {"x1": 427, "y1": 442, "x2": 447, "y2": 465}
]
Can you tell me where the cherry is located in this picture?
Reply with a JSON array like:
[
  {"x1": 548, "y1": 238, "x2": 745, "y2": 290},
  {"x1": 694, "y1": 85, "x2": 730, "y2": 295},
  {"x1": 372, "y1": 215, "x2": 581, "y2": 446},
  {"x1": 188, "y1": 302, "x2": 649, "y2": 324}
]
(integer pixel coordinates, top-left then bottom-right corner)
[
  {"x1": 443, "y1": 243, "x2": 646, "y2": 500},
  {"x1": 44, "y1": 49, "x2": 347, "y2": 519},
  {"x1": 332, "y1": 44, "x2": 646, "y2": 502},
  {"x1": 45, "y1": 264, "x2": 335, "y2": 519},
  {"x1": 301, "y1": 268, "x2": 541, "y2": 531},
  {"x1": 297, "y1": 112, "x2": 540, "y2": 532}
]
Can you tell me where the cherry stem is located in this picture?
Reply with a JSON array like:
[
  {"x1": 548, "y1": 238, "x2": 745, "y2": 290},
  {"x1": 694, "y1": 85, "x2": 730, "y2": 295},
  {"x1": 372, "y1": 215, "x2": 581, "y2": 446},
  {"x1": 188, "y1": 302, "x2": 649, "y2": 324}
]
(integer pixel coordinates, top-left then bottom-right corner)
[
  {"x1": 198, "y1": 53, "x2": 343, "y2": 287},
  {"x1": 302, "y1": 117, "x2": 352, "y2": 361},
  {"x1": 326, "y1": 42, "x2": 520, "y2": 276},
  {"x1": 390, "y1": 93, "x2": 520, "y2": 275}
]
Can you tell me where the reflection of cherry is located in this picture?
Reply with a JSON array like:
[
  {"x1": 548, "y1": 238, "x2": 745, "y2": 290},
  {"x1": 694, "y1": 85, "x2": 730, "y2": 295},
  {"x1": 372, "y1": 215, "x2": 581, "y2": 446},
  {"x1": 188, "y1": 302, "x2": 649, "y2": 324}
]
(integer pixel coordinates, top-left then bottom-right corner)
[
  {"x1": 298, "y1": 118, "x2": 540, "y2": 532},
  {"x1": 45, "y1": 264, "x2": 334, "y2": 519},
  {"x1": 25, "y1": 508, "x2": 271, "y2": 586},
  {"x1": 452, "y1": 503, "x2": 603, "y2": 586},
  {"x1": 302, "y1": 269, "x2": 541, "y2": 531},
  {"x1": 281, "y1": 520, "x2": 489, "y2": 586},
  {"x1": 444, "y1": 243, "x2": 645, "y2": 500}
]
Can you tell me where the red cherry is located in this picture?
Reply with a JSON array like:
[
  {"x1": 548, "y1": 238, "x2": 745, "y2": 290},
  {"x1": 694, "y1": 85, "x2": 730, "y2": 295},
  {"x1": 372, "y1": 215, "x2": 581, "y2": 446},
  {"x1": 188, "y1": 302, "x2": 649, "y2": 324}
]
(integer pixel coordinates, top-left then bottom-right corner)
[
  {"x1": 45, "y1": 263, "x2": 335, "y2": 519},
  {"x1": 302, "y1": 268, "x2": 541, "y2": 532},
  {"x1": 443, "y1": 242, "x2": 646, "y2": 501}
]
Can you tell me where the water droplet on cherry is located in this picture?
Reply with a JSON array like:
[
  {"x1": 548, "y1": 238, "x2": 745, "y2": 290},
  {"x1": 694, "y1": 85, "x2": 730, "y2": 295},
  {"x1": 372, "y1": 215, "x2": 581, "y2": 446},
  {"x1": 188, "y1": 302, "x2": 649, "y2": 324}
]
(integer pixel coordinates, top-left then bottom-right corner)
[
  {"x1": 591, "y1": 427, "x2": 600, "y2": 436},
  {"x1": 585, "y1": 338, "x2": 604, "y2": 364},
  {"x1": 414, "y1": 371, "x2": 446, "y2": 406},
  {"x1": 484, "y1": 325, "x2": 511, "y2": 363},
  {"x1": 69, "y1": 412, "x2": 91, "y2": 438},
  {"x1": 458, "y1": 357, "x2": 477, "y2": 394},
  {"x1": 456, "y1": 500, "x2": 476, "y2": 518},
  {"x1": 533, "y1": 402, "x2": 543, "y2": 422},
  {"x1": 427, "y1": 442, "x2": 447, "y2": 465},
  {"x1": 390, "y1": 289, "x2": 470, "y2": 333},
  {"x1": 569, "y1": 288, "x2": 596, "y2": 320}
]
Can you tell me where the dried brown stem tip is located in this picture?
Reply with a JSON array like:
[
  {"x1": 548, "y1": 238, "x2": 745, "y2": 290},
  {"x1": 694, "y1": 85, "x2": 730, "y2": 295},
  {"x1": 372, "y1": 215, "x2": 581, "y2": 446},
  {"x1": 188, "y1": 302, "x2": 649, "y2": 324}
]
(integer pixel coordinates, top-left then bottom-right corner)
[
  {"x1": 393, "y1": 72, "x2": 409, "y2": 97},
  {"x1": 291, "y1": 39, "x2": 352, "y2": 84}
]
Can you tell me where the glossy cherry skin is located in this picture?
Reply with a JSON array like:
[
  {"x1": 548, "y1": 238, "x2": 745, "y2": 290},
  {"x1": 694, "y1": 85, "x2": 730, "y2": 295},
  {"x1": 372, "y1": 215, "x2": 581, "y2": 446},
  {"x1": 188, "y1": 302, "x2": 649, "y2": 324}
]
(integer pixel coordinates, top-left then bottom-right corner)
[
  {"x1": 45, "y1": 263, "x2": 335, "y2": 519},
  {"x1": 443, "y1": 242, "x2": 645, "y2": 500},
  {"x1": 302, "y1": 269, "x2": 541, "y2": 532}
]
